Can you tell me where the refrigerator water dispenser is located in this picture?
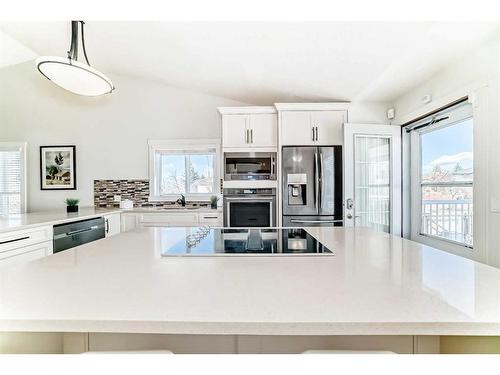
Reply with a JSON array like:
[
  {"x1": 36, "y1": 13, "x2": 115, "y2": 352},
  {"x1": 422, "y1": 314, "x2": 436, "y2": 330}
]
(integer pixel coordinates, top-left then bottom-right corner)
[{"x1": 287, "y1": 173, "x2": 307, "y2": 205}]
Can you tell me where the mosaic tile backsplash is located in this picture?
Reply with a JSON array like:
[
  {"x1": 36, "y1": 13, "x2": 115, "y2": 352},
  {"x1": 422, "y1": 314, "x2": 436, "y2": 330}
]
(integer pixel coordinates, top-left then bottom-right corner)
[{"x1": 94, "y1": 179, "x2": 211, "y2": 209}]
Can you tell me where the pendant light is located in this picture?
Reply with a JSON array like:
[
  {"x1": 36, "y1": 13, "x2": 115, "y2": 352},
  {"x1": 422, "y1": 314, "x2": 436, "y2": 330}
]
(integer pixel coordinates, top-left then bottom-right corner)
[{"x1": 36, "y1": 21, "x2": 114, "y2": 96}]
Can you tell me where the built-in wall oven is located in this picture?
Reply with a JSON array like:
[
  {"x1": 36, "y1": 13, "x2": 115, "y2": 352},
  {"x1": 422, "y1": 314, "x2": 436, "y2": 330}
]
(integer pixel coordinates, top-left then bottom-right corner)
[
  {"x1": 224, "y1": 152, "x2": 276, "y2": 181},
  {"x1": 223, "y1": 188, "x2": 276, "y2": 227}
]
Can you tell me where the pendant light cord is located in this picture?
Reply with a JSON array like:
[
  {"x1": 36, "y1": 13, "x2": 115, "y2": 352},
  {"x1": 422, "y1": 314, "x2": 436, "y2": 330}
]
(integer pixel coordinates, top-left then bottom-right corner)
[{"x1": 79, "y1": 21, "x2": 91, "y2": 66}]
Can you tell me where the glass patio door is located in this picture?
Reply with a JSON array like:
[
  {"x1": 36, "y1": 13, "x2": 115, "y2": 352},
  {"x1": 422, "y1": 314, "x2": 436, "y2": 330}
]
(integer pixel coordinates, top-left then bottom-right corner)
[{"x1": 344, "y1": 124, "x2": 401, "y2": 235}]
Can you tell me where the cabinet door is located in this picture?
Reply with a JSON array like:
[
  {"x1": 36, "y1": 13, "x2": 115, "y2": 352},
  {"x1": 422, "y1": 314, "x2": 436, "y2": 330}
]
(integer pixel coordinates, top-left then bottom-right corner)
[
  {"x1": 222, "y1": 114, "x2": 249, "y2": 148},
  {"x1": 138, "y1": 213, "x2": 199, "y2": 227},
  {"x1": 248, "y1": 114, "x2": 277, "y2": 148},
  {"x1": 312, "y1": 110, "x2": 346, "y2": 146},
  {"x1": 0, "y1": 241, "x2": 51, "y2": 269},
  {"x1": 104, "y1": 213, "x2": 121, "y2": 237},
  {"x1": 120, "y1": 213, "x2": 138, "y2": 232},
  {"x1": 280, "y1": 111, "x2": 314, "y2": 146}
]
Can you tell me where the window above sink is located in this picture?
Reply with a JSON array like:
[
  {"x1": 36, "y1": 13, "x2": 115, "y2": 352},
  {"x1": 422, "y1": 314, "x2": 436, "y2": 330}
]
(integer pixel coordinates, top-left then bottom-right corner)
[{"x1": 148, "y1": 139, "x2": 221, "y2": 201}]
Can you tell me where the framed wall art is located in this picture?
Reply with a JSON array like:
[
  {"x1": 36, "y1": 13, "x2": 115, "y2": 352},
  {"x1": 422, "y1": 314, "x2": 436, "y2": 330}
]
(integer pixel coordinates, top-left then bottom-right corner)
[{"x1": 40, "y1": 145, "x2": 76, "y2": 190}]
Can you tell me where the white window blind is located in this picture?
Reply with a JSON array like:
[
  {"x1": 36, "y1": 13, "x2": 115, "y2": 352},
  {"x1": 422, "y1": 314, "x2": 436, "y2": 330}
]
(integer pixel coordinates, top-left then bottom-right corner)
[{"x1": 0, "y1": 143, "x2": 26, "y2": 216}]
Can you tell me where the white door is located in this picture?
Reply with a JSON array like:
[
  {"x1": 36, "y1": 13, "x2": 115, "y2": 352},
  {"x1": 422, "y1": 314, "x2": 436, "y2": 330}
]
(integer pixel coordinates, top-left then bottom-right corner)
[
  {"x1": 344, "y1": 123, "x2": 401, "y2": 235},
  {"x1": 222, "y1": 114, "x2": 249, "y2": 148},
  {"x1": 313, "y1": 110, "x2": 346, "y2": 145},
  {"x1": 248, "y1": 114, "x2": 277, "y2": 147},
  {"x1": 280, "y1": 111, "x2": 315, "y2": 146}
]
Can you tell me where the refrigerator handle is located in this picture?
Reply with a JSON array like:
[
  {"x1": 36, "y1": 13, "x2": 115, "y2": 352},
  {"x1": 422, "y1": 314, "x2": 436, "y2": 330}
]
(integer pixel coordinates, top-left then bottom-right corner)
[
  {"x1": 314, "y1": 151, "x2": 319, "y2": 209},
  {"x1": 319, "y1": 151, "x2": 323, "y2": 210}
]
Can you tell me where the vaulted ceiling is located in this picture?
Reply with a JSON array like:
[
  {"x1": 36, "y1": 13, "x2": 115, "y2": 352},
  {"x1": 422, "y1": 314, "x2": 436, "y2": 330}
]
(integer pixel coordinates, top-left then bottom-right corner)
[{"x1": 1, "y1": 21, "x2": 499, "y2": 104}]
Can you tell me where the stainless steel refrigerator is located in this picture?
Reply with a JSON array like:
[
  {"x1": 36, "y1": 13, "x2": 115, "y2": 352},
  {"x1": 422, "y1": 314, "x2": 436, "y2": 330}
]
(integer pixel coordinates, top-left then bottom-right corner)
[{"x1": 282, "y1": 146, "x2": 343, "y2": 227}]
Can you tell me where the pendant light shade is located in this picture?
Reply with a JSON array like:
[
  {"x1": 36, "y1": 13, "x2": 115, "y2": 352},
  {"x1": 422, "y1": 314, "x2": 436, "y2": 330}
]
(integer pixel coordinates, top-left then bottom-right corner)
[{"x1": 35, "y1": 21, "x2": 114, "y2": 96}]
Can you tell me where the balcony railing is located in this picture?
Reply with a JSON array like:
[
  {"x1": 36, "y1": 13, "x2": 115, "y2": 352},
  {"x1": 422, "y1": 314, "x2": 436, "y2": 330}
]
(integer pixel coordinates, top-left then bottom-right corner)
[{"x1": 421, "y1": 199, "x2": 473, "y2": 246}]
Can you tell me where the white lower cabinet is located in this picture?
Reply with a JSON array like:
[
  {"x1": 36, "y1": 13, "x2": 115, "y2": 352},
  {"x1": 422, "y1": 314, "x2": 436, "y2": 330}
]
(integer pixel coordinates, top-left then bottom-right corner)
[
  {"x1": 104, "y1": 213, "x2": 121, "y2": 237},
  {"x1": 0, "y1": 240, "x2": 52, "y2": 268},
  {"x1": 0, "y1": 225, "x2": 53, "y2": 268},
  {"x1": 139, "y1": 212, "x2": 199, "y2": 227},
  {"x1": 0, "y1": 225, "x2": 53, "y2": 253},
  {"x1": 120, "y1": 213, "x2": 138, "y2": 232},
  {"x1": 121, "y1": 211, "x2": 223, "y2": 231}
]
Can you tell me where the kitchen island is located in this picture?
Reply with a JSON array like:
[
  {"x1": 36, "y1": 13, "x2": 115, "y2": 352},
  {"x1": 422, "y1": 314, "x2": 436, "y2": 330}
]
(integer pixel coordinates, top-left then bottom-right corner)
[{"x1": 1, "y1": 226, "x2": 500, "y2": 353}]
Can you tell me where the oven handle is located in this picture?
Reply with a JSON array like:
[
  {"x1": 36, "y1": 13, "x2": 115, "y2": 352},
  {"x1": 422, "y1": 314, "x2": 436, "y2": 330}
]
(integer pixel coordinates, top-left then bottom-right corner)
[
  {"x1": 290, "y1": 219, "x2": 344, "y2": 224},
  {"x1": 225, "y1": 197, "x2": 275, "y2": 201}
]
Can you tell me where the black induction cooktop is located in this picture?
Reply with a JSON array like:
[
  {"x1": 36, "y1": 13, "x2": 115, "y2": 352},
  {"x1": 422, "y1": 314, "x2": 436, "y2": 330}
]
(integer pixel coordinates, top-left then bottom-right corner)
[{"x1": 158, "y1": 228, "x2": 333, "y2": 257}]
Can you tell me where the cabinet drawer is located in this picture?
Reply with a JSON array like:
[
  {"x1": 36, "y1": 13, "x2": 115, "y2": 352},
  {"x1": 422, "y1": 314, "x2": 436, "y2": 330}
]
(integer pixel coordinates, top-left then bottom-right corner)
[
  {"x1": 0, "y1": 225, "x2": 53, "y2": 253},
  {"x1": 199, "y1": 213, "x2": 222, "y2": 225},
  {"x1": 138, "y1": 213, "x2": 199, "y2": 226},
  {"x1": 0, "y1": 240, "x2": 52, "y2": 268}
]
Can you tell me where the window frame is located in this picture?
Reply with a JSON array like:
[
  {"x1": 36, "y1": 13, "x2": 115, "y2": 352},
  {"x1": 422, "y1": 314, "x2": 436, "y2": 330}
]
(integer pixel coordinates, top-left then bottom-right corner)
[
  {"x1": 0, "y1": 142, "x2": 27, "y2": 214},
  {"x1": 148, "y1": 139, "x2": 221, "y2": 201},
  {"x1": 409, "y1": 103, "x2": 474, "y2": 252}
]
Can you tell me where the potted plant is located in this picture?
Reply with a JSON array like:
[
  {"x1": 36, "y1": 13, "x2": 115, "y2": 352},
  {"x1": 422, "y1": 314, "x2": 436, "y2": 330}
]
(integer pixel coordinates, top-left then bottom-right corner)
[
  {"x1": 210, "y1": 195, "x2": 219, "y2": 209},
  {"x1": 65, "y1": 198, "x2": 80, "y2": 213}
]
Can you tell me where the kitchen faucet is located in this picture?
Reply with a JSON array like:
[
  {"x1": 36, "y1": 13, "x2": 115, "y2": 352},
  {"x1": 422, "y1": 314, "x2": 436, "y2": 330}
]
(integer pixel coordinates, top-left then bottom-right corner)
[{"x1": 176, "y1": 194, "x2": 186, "y2": 207}]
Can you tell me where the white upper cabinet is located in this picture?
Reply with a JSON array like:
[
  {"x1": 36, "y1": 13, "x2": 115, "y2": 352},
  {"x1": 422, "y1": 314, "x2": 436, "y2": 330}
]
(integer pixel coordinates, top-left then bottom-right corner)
[
  {"x1": 280, "y1": 111, "x2": 314, "y2": 145},
  {"x1": 277, "y1": 104, "x2": 348, "y2": 146},
  {"x1": 248, "y1": 113, "x2": 277, "y2": 147},
  {"x1": 219, "y1": 107, "x2": 277, "y2": 150},
  {"x1": 312, "y1": 110, "x2": 346, "y2": 145},
  {"x1": 222, "y1": 114, "x2": 249, "y2": 149}
]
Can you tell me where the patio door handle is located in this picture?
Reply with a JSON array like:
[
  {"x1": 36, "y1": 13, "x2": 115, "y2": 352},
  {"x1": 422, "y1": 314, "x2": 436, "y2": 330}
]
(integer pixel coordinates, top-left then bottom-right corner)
[{"x1": 346, "y1": 198, "x2": 354, "y2": 210}]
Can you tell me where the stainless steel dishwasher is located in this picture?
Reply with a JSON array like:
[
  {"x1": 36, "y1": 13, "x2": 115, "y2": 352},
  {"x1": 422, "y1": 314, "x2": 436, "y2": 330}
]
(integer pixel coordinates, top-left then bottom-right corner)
[{"x1": 53, "y1": 217, "x2": 105, "y2": 253}]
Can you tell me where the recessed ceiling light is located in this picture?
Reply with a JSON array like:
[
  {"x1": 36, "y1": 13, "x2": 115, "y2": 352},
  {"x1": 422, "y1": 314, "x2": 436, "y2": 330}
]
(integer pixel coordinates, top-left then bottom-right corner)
[{"x1": 35, "y1": 21, "x2": 114, "y2": 97}]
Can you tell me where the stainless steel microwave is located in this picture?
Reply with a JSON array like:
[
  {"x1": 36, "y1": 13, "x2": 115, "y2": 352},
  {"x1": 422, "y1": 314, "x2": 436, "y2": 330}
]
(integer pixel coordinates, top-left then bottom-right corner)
[{"x1": 224, "y1": 152, "x2": 276, "y2": 181}]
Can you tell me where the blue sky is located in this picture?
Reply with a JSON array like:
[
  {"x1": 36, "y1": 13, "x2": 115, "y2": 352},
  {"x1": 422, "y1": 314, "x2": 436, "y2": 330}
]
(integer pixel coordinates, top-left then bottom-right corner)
[{"x1": 421, "y1": 118, "x2": 473, "y2": 173}]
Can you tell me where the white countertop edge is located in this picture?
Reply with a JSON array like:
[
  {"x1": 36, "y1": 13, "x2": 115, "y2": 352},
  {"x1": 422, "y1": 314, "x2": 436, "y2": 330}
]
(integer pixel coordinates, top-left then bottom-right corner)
[
  {"x1": 0, "y1": 207, "x2": 222, "y2": 234},
  {"x1": 2, "y1": 320, "x2": 500, "y2": 336},
  {"x1": 0, "y1": 208, "x2": 123, "y2": 234}
]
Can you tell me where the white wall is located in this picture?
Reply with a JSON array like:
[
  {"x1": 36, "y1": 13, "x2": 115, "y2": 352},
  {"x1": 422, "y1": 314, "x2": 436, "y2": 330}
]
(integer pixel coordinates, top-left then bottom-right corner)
[
  {"x1": 393, "y1": 36, "x2": 500, "y2": 267},
  {"x1": 348, "y1": 102, "x2": 392, "y2": 124},
  {"x1": 0, "y1": 61, "x2": 247, "y2": 211}
]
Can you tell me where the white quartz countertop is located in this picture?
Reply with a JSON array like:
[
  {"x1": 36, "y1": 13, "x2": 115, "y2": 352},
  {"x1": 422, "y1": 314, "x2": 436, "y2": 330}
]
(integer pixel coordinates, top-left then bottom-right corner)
[
  {"x1": 1, "y1": 227, "x2": 500, "y2": 336},
  {"x1": 0, "y1": 207, "x2": 122, "y2": 233},
  {"x1": 0, "y1": 206, "x2": 222, "y2": 234}
]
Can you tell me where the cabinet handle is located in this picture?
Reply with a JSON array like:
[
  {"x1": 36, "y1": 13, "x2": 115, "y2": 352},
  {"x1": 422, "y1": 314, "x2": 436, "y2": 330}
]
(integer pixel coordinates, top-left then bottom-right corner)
[
  {"x1": 106, "y1": 218, "x2": 110, "y2": 233},
  {"x1": 0, "y1": 236, "x2": 30, "y2": 245},
  {"x1": 312, "y1": 127, "x2": 315, "y2": 141},
  {"x1": 250, "y1": 128, "x2": 253, "y2": 143},
  {"x1": 315, "y1": 126, "x2": 319, "y2": 141},
  {"x1": 203, "y1": 216, "x2": 219, "y2": 219}
]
